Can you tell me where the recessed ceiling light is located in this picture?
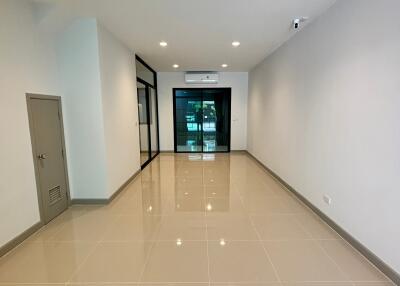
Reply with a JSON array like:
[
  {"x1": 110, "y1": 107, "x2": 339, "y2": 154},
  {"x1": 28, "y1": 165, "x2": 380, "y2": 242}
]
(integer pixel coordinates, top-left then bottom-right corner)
[
  {"x1": 159, "y1": 41, "x2": 168, "y2": 47},
  {"x1": 221, "y1": 64, "x2": 228, "y2": 68},
  {"x1": 232, "y1": 41, "x2": 240, "y2": 47},
  {"x1": 173, "y1": 64, "x2": 179, "y2": 68}
]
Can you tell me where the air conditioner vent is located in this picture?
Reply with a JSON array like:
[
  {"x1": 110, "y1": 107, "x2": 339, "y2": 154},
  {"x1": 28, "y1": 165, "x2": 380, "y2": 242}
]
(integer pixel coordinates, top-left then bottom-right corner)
[{"x1": 185, "y1": 72, "x2": 218, "y2": 84}]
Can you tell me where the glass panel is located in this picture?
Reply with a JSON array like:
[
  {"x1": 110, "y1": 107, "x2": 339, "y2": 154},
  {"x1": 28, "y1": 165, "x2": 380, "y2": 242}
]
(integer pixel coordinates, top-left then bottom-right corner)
[
  {"x1": 175, "y1": 90, "x2": 202, "y2": 152},
  {"x1": 137, "y1": 81, "x2": 150, "y2": 165},
  {"x1": 136, "y1": 59, "x2": 154, "y2": 86},
  {"x1": 149, "y1": 87, "x2": 159, "y2": 157},
  {"x1": 202, "y1": 89, "x2": 230, "y2": 152}
]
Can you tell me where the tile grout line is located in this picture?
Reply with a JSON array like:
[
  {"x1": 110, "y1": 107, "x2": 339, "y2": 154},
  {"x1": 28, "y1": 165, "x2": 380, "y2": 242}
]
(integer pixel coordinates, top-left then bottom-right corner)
[
  {"x1": 316, "y1": 238, "x2": 386, "y2": 286},
  {"x1": 246, "y1": 154, "x2": 356, "y2": 285},
  {"x1": 8, "y1": 207, "x2": 97, "y2": 285},
  {"x1": 137, "y1": 237, "x2": 158, "y2": 283},
  {"x1": 161, "y1": 154, "x2": 391, "y2": 285},
  {"x1": 322, "y1": 247, "x2": 356, "y2": 286},
  {"x1": 30, "y1": 206, "x2": 87, "y2": 243},
  {"x1": 235, "y1": 184, "x2": 283, "y2": 284},
  {"x1": 64, "y1": 214, "x2": 120, "y2": 284},
  {"x1": 65, "y1": 240, "x2": 101, "y2": 284},
  {"x1": 340, "y1": 234, "x2": 395, "y2": 284},
  {"x1": 2, "y1": 154, "x2": 393, "y2": 285},
  {"x1": 0, "y1": 282, "x2": 66, "y2": 286},
  {"x1": 290, "y1": 206, "x2": 356, "y2": 286},
  {"x1": 137, "y1": 168, "x2": 164, "y2": 284},
  {"x1": 249, "y1": 217, "x2": 283, "y2": 284},
  {"x1": 0, "y1": 281, "x2": 385, "y2": 285},
  {"x1": 203, "y1": 166, "x2": 212, "y2": 286}
]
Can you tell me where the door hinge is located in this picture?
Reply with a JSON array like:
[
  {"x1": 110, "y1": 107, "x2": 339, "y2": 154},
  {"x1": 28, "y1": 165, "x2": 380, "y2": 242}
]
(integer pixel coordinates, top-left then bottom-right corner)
[
  {"x1": 61, "y1": 148, "x2": 64, "y2": 158},
  {"x1": 58, "y1": 111, "x2": 61, "y2": 120}
]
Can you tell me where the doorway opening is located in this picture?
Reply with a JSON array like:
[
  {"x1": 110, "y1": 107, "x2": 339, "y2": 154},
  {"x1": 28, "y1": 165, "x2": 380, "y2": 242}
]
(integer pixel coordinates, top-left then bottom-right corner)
[{"x1": 173, "y1": 88, "x2": 231, "y2": 153}]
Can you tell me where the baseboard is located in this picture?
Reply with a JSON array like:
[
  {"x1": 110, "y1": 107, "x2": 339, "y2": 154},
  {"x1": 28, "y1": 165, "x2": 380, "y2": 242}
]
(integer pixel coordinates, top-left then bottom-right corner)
[
  {"x1": 0, "y1": 221, "x2": 43, "y2": 258},
  {"x1": 70, "y1": 198, "x2": 109, "y2": 205},
  {"x1": 245, "y1": 151, "x2": 400, "y2": 285},
  {"x1": 108, "y1": 169, "x2": 141, "y2": 202},
  {"x1": 160, "y1": 150, "x2": 174, "y2": 153},
  {"x1": 0, "y1": 169, "x2": 141, "y2": 258},
  {"x1": 71, "y1": 169, "x2": 141, "y2": 205}
]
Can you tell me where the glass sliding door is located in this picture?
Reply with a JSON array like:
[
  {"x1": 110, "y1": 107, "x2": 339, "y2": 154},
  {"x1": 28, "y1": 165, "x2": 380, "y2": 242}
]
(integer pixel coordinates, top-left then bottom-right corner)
[
  {"x1": 202, "y1": 89, "x2": 230, "y2": 152},
  {"x1": 174, "y1": 90, "x2": 203, "y2": 152},
  {"x1": 136, "y1": 55, "x2": 159, "y2": 168},
  {"x1": 173, "y1": 88, "x2": 231, "y2": 153},
  {"x1": 149, "y1": 87, "x2": 159, "y2": 158},
  {"x1": 137, "y1": 81, "x2": 150, "y2": 165}
]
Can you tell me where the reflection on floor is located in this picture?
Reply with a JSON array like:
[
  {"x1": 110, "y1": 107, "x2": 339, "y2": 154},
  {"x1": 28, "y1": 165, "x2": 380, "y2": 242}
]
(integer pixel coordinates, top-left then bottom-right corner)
[
  {"x1": 0, "y1": 153, "x2": 393, "y2": 285},
  {"x1": 177, "y1": 145, "x2": 228, "y2": 152},
  {"x1": 140, "y1": 151, "x2": 149, "y2": 165}
]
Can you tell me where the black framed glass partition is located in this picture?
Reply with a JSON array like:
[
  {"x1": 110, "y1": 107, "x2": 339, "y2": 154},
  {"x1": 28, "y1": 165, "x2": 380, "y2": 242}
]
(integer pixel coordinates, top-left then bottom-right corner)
[
  {"x1": 173, "y1": 88, "x2": 231, "y2": 153},
  {"x1": 136, "y1": 55, "x2": 159, "y2": 168}
]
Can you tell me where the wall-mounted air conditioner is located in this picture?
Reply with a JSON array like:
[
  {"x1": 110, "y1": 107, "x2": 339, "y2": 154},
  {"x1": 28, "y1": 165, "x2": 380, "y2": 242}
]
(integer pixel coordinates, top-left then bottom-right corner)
[{"x1": 185, "y1": 72, "x2": 219, "y2": 84}]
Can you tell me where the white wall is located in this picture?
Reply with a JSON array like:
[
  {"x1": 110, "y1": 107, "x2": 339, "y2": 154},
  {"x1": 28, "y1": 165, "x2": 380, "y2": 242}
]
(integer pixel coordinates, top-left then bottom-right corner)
[
  {"x1": 157, "y1": 72, "x2": 248, "y2": 151},
  {"x1": 57, "y1": 20, "x2": 141, "y2": 199},
  {"x1": 97, "y1": 24, "x2": 141, "y2": 196},
  {"x1": 56, "y1": 19, "x2": 108, "y2": 200},
  {"x1": 0, "y1": 0, "x2": 60, "y2": 246},
  {"x1": 0, "y1": 4, "x2": 140, "y2": 250},
  {"x1": 247, "y1": 0, "x2": 400, "y2": 273}
]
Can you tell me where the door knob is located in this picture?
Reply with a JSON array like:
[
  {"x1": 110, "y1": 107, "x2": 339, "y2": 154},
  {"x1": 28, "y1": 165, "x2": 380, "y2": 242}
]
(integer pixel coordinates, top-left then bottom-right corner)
[{"x1": 38, "y1": 154, "x2": 47, "y2": 160}]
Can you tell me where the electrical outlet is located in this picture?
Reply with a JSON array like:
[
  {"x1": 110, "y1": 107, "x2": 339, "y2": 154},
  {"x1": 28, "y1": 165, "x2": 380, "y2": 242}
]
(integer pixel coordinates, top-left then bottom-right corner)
[{"x1": 323, "y1": 195, "x2": 332, "y2": 205}]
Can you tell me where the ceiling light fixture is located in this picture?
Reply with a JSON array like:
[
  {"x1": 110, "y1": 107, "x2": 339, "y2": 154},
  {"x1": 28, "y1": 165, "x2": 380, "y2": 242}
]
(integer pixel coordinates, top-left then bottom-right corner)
[
  {"x1": 173, "y1": 64, "x2": 179, "y2": 68},
  {"x1": 232, "y1": 41, "x2": 240, "y2": 47},
  {"x1": 221, "y1": 64, "x2": 228, "y2": 68},
  {"x1": 159, "y1": 41, "x2": 168, "y2": 47}
]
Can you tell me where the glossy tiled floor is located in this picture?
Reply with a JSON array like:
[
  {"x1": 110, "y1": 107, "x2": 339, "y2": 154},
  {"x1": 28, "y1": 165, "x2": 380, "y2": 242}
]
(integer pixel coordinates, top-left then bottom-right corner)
[{"x1": 0, "y1": 153, "x2": 393, "y2": 285}]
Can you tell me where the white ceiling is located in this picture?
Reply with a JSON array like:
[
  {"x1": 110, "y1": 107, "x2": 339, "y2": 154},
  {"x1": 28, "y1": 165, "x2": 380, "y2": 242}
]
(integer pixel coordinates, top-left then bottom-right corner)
[{"x1": 35, "y1": 0, "x2": 336, "y2": 72}]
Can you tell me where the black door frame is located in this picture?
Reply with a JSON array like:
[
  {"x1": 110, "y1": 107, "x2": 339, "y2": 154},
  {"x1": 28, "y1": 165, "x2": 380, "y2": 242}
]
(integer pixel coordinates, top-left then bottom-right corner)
[
  {"x1": 172, "y1": 87, "x2": 231, "y2": 153},
  {"x1": 136, "y1": 55, "x2": 160, "y2": 169}
]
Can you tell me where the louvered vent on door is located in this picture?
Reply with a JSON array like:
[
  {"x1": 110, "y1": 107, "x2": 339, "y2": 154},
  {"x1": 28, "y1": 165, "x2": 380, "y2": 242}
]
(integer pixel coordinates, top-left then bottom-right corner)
[{"x1": 49, "y1": 186, "x2": 62, "y2": 205}]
